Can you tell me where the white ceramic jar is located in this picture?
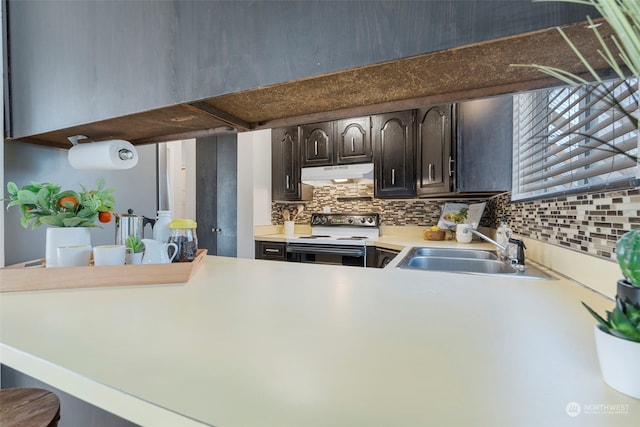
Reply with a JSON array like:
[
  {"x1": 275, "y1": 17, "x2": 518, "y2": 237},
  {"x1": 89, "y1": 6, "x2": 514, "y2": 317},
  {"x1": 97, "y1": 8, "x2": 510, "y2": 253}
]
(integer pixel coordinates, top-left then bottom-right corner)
[{"x1": 152, "y1": 210, "x2": 172, "y2": 243}]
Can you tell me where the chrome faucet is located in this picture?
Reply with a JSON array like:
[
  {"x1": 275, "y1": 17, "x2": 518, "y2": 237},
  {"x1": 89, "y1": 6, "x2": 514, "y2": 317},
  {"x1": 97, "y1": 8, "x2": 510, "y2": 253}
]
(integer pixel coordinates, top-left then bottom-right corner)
[{"x1": 461, "y1": 225, "x2": 527, "y2": 270}]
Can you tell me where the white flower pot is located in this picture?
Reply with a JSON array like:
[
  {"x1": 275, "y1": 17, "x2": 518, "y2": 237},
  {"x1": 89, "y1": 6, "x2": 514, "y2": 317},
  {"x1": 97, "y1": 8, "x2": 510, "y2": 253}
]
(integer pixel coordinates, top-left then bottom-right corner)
[
  {"x1": 594, "y1": 325, "x2": 640, "y2": 399},
  {"x1": 45, "y1": 227, "x2": 92, "y2": 267}
]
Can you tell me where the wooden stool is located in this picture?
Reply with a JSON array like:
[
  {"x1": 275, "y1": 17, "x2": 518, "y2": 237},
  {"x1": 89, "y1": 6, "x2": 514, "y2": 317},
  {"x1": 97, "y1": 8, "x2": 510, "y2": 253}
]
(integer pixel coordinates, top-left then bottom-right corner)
[{"x1": 0, "y1": 387, "x2": 60, "y2": 427}]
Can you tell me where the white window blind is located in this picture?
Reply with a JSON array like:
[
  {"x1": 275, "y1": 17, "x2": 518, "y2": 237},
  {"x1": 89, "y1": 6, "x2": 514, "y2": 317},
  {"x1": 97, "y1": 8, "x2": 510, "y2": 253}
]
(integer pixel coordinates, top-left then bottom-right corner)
[{"x1": 512, "y1": 78, "x2": 638, "y2": 201}]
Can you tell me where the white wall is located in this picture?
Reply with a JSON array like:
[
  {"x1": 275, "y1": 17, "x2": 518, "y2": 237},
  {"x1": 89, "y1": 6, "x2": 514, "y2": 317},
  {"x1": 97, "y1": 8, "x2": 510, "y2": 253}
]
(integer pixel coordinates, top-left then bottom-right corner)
[
  {"x1": 237, "y1": 129, "x2": 271, "y2": 258},
  {"x1": 166, "y1": 139, "x2": 196, "y2": 220}
]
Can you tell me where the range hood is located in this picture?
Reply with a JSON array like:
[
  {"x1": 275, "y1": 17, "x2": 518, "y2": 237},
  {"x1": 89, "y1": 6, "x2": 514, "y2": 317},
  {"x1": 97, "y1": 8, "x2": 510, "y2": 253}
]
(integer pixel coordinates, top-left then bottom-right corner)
[{"x1": 301, "y1": 163, "x2": 374, "y2": 186}]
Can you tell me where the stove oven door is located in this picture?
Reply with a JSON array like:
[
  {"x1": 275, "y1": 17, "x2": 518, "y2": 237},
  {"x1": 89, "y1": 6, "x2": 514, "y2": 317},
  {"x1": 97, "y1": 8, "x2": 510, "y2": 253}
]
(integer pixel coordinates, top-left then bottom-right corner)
[{"x1": 286, "y1": 243, "x2": 366, "y2": 267}]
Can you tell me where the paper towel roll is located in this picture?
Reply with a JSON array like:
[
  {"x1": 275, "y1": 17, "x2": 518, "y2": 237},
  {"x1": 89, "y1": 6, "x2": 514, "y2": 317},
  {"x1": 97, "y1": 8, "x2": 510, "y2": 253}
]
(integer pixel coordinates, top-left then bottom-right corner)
[{"x1": 68, "y1": 140, "x2": 139, "y2": 170}]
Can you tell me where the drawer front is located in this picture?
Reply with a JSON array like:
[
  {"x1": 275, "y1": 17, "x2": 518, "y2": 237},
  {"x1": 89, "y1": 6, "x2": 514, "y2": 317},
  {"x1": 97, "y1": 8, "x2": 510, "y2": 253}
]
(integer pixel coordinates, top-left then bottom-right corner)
[{"x1": 255, "y1": 241, "x2": 287, "y2": 261}]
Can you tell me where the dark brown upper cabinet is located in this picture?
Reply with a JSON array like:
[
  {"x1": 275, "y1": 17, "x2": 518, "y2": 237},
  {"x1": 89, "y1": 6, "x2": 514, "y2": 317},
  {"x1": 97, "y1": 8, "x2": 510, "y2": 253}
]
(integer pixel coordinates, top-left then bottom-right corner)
[
  {"x1": 372, "y1": 111, "x2": 416, "y2": 198},
  {"x1": 272, "y1": 126, "x2": 312, "y2": 201},
  {"x1": 416, "y1": 104, "x2": 454, "y2": 196},
  {"x1": 301, "y1": 122, "x2": 333, "y2": 167},
  {"x1": 335, "y1": 117, "x2": 373, "y2": 164},
  {"x1": 301, "y1": 118, "x2": 372, "y2": 167},
  {"x1": 456, "y1": 96, "x2": 512, "y2": 193}
]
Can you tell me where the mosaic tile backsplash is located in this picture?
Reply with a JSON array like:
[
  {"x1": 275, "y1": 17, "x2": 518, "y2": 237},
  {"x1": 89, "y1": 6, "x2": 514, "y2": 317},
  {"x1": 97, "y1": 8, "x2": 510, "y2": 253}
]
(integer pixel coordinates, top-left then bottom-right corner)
[{"x1": 272, "y1": 184, "x2": 640, "y2": 261}]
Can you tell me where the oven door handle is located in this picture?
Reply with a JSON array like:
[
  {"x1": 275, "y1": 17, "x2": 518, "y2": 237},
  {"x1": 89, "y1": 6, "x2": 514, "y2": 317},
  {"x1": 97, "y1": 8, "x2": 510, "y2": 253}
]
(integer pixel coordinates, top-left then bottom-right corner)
[{"x1": 286, "y1": 244, "x2": 365, "y2": 257}]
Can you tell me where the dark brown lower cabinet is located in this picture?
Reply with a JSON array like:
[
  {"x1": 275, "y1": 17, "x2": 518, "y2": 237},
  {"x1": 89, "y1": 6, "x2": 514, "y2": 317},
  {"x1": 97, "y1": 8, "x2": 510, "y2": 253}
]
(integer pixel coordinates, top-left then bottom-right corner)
[{"x1": 255, "y1": 241, "x2": 287, "y2": 261}]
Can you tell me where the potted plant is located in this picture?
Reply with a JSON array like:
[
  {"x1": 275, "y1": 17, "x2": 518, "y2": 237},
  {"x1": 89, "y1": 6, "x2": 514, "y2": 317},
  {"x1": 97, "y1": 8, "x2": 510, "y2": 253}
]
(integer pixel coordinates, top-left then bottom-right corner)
[
  {"x1": 5, "y1": 177, "x2": 115, "y2": 228},
  {"x1": 125, "y1": 234, "x2": 144, "y2": 264},
  {"x1": 4, "y1": 178, "x2": 116, "y2": 267},
  {"x1": 582, "y1": 282, "x2": 640, "y2": 398}
]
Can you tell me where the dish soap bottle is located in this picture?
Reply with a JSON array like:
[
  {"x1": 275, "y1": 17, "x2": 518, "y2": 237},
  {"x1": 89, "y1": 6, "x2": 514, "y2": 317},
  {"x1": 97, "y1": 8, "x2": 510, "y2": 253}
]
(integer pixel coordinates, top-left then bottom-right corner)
[{"x1": 496, "y1": 216, "x2": 511, "y2": 258}]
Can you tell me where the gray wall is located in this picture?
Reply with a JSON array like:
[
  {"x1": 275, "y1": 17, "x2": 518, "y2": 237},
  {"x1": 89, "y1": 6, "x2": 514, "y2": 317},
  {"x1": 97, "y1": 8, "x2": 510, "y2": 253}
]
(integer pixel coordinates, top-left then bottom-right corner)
[
  {"x1": 7, "y1": 0, "x2": 596, "y2": 138},
  {"x1": 3, "y1": 142, "x2": 157, "y2": 266}
]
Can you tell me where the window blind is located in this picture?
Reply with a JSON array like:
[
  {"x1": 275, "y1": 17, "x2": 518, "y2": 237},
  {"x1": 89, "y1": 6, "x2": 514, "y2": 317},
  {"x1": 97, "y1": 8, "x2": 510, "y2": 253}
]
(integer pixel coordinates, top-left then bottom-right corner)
[{"x1": 512, "y1": 78, "x2": 638, "y2": 201}]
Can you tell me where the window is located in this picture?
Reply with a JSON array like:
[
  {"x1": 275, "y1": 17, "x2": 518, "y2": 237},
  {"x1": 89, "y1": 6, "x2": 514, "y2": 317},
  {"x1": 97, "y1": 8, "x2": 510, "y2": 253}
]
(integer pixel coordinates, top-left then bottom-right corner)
[{"x1": 512, "y1": 78, "x2": 638, "y2": 200}]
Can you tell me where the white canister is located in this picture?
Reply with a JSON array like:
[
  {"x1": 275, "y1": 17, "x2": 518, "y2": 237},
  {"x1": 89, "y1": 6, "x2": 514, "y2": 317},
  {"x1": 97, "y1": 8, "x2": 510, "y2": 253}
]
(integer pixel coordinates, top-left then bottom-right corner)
[
  {"x1": 455, "y1": 224, "x2": 473, "y2": 243},
  {"x1": 284, "y1": 221, "x2": 295, "y2": 236},
  {"x1": 153, "y1": 210, "x2": 172, "y2": 243}
]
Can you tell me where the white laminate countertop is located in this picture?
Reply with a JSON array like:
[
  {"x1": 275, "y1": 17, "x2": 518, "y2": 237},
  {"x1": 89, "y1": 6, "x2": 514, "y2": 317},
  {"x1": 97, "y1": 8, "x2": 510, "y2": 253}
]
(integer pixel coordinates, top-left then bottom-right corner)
[
  {"x1": 255, "y1": 230, "x2": 495, "y2": 251},
  {"x1": 1, "y1": 255, "x2": 638, "y2": 427}
]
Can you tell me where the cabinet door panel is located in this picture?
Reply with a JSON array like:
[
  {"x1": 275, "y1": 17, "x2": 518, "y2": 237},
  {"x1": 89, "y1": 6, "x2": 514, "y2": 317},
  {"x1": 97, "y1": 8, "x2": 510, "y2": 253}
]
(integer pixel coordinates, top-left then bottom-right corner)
[
  {"x1": 416, "y1": 104, "x2": 453, "y2": 195},
  {"x1": 373, "y1": 111, "x2": 416, "y2": 198},
  {"x1": 457, "y1": 96, "x2": 512, "y2": 192},
  {"x1": 272, "y1": 126, "x2": 305, "y2": 201},
  {"x1": 301, "y1": 122, "x2": 333, "y2": 167},
  {"x1": 336, "y1": 117, "x2": 372, "y2": 164}
]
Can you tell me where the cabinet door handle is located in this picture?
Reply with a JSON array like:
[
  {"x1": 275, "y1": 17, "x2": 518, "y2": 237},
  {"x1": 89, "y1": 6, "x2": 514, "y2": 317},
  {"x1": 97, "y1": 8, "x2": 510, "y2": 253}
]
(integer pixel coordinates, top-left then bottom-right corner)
[
  {"x1": 428, "y1": 163, "x2": 435, "y2": 182},
  {"x1": 265, "y1": 248, "x2": 280, "y2": 253},
  {"x1": 351, "y1": 137, "x2": 355, "y2": 152},
  {"x1": 286, "y1": 174, "x2": 290, "y2": 190},
  {"x1": 314, "y1": 140, "x2": 318, "y2": 156},
  {"x1": 391, "y1": 168, "x2": 396, "y2": 186},
  {"x1": 448, "y1": 156, "x2": 454, "y2": 177}
]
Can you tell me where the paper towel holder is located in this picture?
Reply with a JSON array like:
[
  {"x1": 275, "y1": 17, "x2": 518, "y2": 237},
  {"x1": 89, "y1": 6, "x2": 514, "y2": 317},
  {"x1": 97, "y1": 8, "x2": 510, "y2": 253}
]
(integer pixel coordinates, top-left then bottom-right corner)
[{"x1": 67, "y1": 135, "x2": 138, "y2": 169}]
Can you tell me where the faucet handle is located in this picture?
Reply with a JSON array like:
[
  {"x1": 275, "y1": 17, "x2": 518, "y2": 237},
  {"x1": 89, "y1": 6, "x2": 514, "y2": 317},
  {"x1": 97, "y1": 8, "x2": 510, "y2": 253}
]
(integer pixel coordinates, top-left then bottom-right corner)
[{"x1": 508, "y1": 238, "x2": 526, "y2": 266}]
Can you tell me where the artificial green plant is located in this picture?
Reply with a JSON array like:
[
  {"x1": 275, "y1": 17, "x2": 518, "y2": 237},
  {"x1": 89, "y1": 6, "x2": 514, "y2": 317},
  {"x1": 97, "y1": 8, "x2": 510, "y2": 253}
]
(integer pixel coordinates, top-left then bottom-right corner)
[
  {"x1": 126, "y1": 235, "x2": 145, "y2": 253},
  {"x1": 4, "y1": 178, "x2": 115, "y2": 228}
]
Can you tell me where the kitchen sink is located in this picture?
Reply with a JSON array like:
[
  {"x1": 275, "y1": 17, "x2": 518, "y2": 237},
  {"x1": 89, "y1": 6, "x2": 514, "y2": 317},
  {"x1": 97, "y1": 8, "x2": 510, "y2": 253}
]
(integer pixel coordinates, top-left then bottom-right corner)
[
  {"x1": 403, "y1": 257, "x2": 516, "y2": 274},
  {"x1": 411, "y1": 248, "x2": 498, "y2": 260},
  {"x1": 396, "y1": 247, "x2": 554, "y2": 280}
]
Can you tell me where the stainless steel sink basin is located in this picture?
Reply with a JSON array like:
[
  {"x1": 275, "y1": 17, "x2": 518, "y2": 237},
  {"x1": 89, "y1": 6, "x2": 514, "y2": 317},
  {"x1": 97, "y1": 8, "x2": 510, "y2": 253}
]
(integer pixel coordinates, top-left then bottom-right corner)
[
  {"x1": 403, "y1": 256, "x2": 516, "y2": 274},
  {"x1": 396, "y1": 247, "x2": 554, "y2": 280},
  {"x1": 412, "y1": 248, "x2": 498, "y2": 260}
]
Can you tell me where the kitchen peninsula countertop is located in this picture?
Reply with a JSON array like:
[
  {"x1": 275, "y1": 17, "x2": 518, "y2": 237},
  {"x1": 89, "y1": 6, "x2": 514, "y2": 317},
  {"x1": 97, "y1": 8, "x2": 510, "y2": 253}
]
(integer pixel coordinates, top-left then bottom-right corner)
[{"x1": 1, "y1": 255, "x2": 638, "y2": 426}]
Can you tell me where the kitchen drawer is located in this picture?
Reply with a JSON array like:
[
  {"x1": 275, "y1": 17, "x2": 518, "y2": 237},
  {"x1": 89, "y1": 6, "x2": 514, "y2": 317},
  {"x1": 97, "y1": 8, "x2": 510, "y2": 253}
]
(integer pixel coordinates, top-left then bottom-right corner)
[{"x1": 255, "y1": 241, "x2": 287, "y2": 261}]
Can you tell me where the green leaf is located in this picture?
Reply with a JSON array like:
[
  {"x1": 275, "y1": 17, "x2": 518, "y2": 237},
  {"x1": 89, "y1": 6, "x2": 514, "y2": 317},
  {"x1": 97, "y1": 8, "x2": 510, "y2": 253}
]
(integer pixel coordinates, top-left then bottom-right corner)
[
  {"x1": 16, "y1": 189, "x2": 39, "y2": 205},
  {"x1": 624, "y1": 300, "x2": 640, "y2": 324},
  {"x1": 610, "y1": 306, "x2": 640, "y2": 341},
  {"x1": 6, "y1": 200, "x2": 23, "y2": 208},
  {"x1": 62, "y1": 217, "x2": 84, "y2": 227},
  {"x1": 96, "y1": 177, "x2": 106, "y2": 190},
  {"x1": 608, "y1": 328, "x2": 640, "y2": 343},
  {"x1": 36, "y1": 187, "x2": 51, "y2": 211},
  {"x1": 6, "y1": 181, "x2": 18, "y2": 196},
  {"x1": 582, "y1": 302, "x2": 611, "y2": 328}
]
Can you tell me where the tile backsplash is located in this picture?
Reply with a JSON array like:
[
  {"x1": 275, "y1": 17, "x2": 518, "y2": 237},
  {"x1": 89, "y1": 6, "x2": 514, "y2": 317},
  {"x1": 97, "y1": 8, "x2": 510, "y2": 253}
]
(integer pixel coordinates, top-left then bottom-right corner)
[
  {"x1": 271, "y1": 184, "x2": 491, "y2": 227},
  {"x1": 491, "y1": 188, "x2": 640, "y2": 260},
  {"x1": 272, "y1": 184, "x2": 640, "y2": 261}
]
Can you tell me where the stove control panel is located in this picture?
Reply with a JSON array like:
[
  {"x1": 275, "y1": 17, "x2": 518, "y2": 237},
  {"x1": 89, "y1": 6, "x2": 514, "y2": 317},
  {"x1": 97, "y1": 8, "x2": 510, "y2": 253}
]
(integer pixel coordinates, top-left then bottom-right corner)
[{"x1": 310, "y1": 213, "x2": 380, "y2": 227}]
